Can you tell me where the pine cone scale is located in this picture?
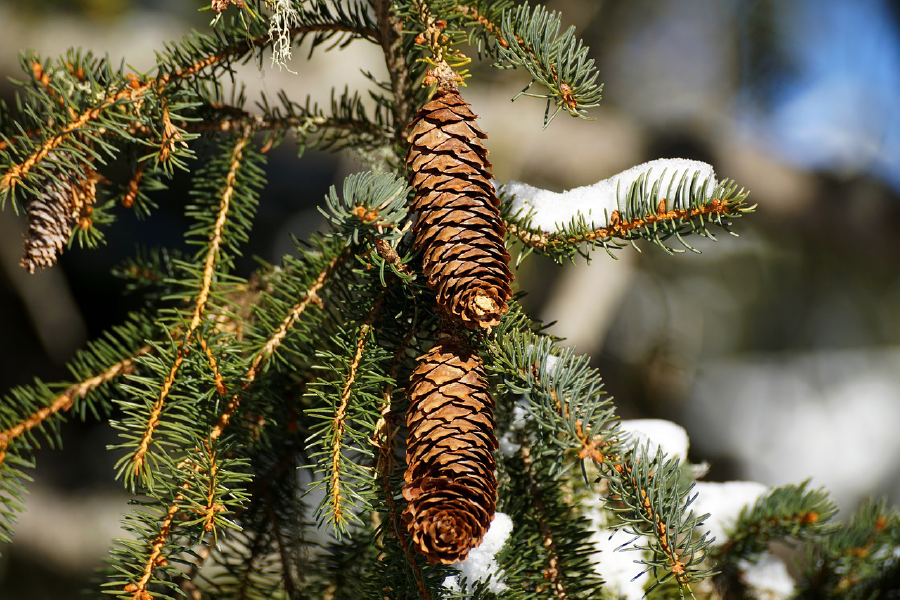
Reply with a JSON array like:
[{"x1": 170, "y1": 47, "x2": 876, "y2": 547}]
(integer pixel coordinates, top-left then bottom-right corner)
[
  {"x1": 406, "y1": 87, "x2": 512, "y2": 329},
  {"x1": 402, "y1": 341, "x2": 498, "y2": 564}
]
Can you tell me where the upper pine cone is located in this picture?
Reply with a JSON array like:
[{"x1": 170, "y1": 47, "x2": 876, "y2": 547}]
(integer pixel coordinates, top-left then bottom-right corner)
[
  {"x1": 402, "y1": 338, "x2": 498, "y2": 564},
  {"x1": 406, "y1": 88, "x2": 513, "y2": 329}
]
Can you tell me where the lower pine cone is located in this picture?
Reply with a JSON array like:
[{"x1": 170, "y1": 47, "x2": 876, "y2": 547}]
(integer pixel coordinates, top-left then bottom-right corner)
[{"x1": 402, "y1": 339, "x2": 498, "y2": 564}]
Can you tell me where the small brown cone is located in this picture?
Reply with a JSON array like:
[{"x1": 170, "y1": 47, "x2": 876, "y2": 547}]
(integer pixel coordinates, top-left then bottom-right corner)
[
  {"x1": 20, "y1": 160, "x2": 97, "y2": 273},
  {"x1": 402, "y1": 338, "x2": 498, "y2": 564},
  {"x1": 406, "y1": 87, "x2": 513, "y2": 329}
]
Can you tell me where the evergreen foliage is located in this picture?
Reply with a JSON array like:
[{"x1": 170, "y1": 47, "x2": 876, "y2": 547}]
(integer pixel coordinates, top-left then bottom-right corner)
[{"x1": 0, "y1": 1, "x2": 896, "y2": 598}]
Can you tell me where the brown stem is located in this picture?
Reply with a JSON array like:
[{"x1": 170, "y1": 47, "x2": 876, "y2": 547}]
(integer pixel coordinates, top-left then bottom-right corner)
[
  {"x1": 125, "y1": 460, "x2": 198, "y2": 599},
  {"x1": 374, "y1": 319, "x2": 432, "y2": 600},
  {"x1": 131, "y1": 127, "x2": 251, "y2": 477},
  {"x1": 330, "y1": 294, "x2": 383, "y2": 526},
  {"x1": 1, "y1": 24, "x2": 378, "y2": 193},
  {"x1": 0, "y1": 348, "x2": 150, "y2": 471},
  {"x1": 507, "y1": 199, "x2": 738, "y2": 252},
  {"x1": 372, "y1": 0, "x2": 412, "y2": 145},
  {"x1": 372, "y1": 237, "x2": 413, "y2": 277}
]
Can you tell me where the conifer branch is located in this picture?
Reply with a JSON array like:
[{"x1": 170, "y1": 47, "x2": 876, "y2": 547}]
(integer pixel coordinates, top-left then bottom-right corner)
[
  {"x1": 125, "y1": 459, "x2": 198, "y2": 600},
  {"x1": 372, "y1": 0, "x2": 412, "y2": 143},
  {"x1": 29, "y1": 60, "x2": 77, "y2": 120},
  {"x1": 497, "y1": 3, "x2": 603, "y2": 125},
  {"x1": 131, "y1": 127, "x2": 251, "y2": 478},
  {"x1": 210, "y1": 248, "x2": 348, "y2": 443},
  {"x1": 0, "y1": 24, "x2": 376, "y2": 198},
  {"x1": 610, "y1": 458, "x2": 690, "y2": 585},
  {"x1": 193, "y1": 126, "x2": 251, "y2": 330},
  {"x1": 330, "y1": 297, "x2": 382, "y2": 528},
  {"x1": 0, "y1": 348, "x2": 149, "y2": 470},
  {"x1": 713, "y1": 481, "x2": 836, "y2": 565},
  {"x1": 519, "y1": 443, "x2": 570, "y2": 600},
  {"x1": 507, "y1": 199, "x2": 736, "y2": 252},
  {"x1": 502, "y1": 171, "x2": 754, "y2": 261},
  {"x1": 455, "y1": 4, "x2": 501, "y2": 37},
  {"x1": 198, "y1": 107, "x2": 388, "y2": 143}
]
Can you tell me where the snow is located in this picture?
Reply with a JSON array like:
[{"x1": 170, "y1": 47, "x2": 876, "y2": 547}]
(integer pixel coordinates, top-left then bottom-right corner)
[
  {"x1": 583, "y1": 497, "x2": 648, "y2": 597},
  {"x1": 497, "y1": 433, "x2": 521, "y2": 457},
  {"x1": 619, "y1": 419, "x2": 689, "y2": 462},
  {"x1": 691, "y1": 481, "x2": 768, "y2": 545},
  {"x1": 444, "y1": 512, "x2": 514, "y2": 594},
  {"x1": 590, "y1": 527, "x2": 649, "y2": 599},
  {"x1": 543, "y1": 353, "x2": 562, "y2": 376},
  {"x1": 501, "y1": 158, "x2": 717, "y2": 233},
  {"x1": 686, "y1": 349, "x2": 900, "y2": 508},
  {"x1": 497, "y1": 403, "x2": 530, "y2": 457},
  {"x1": 739, "y1": 553, "x2": 796, "y2": 599}
]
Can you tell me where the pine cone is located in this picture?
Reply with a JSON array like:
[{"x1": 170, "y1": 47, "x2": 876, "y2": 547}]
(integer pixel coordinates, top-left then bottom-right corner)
[
  {"x1": 402, "y1": 338, "x2": 498, "y2": 564},
  {"x1": 20, "y1": 181, "x2": 75, "y2": 274},
  {"x1": 406, "y1": 88, "x2": 513, "y2": 329},
  {"x1": 20, "y1": 159, "x2": 98, "y2": 273}
]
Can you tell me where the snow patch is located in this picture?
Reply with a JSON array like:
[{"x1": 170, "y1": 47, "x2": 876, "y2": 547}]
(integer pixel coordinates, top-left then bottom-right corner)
[
  {"x1": 497, "y1": 433, "x2": 521, "y2": 457},
  {"x1": 620, "y1": 419, "x2": 689, "y2": 462},
  {"x1": 590, "y1": 527, "x2": 649, "y2": 599},
  {"x1": 502, "y1": 158, "x2": 717, "y2": 233},
  {"x1": 739, "y1": 553, "x2": 796, "y2": 599},
  {"x1": 691, "y1": 481, "x2": 768, "y2": 545},
  {"x1": 444, "y1": 512, "x2": 514, "y2": 594}
]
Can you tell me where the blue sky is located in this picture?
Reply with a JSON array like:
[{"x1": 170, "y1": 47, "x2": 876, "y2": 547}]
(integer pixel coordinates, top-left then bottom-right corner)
[{"x1": 758, "y1": 0, "x2": 900, "y2": 190}]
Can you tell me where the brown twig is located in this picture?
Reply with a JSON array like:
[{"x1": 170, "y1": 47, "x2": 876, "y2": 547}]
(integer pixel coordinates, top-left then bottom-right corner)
[
  {"x1": 122, "y1": 158, "x2": 147, "y2": 208},
  {"x1": 0, "y1": 348, "x2": 150, "y2": 472},
  {"x1": 0, "y1": 24, "x2": 378, "y2": 194},
  {"x1": 125, "y1": 460, "x2": 197, "y2": 600},
  {"x1": 372, "y1": 0, "x2": 412, "y2": 144},
  {"x1": 330, "y1": 295, "x2": 383, "y2": 526},
  {"x1": 132, "y1": 127, "x2": 251, "y2": 476},
  {"x1": 372, "y1": 237, "x2": 413, "y2": 277},
  {"x1": 507, "y1": 199, "x2": 738, "y2": 252}
]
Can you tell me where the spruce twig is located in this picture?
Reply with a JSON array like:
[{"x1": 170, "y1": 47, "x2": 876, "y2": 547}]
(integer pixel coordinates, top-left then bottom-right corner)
[
  {"x1": 0, "y1": 348, "x2": 150, "y2": 469},
  {"x1": 130, "y1": 126, "x2": 252, "y2": 480}
]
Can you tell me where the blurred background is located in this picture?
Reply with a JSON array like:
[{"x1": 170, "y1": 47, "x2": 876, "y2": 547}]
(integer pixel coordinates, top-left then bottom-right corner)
[{"x1": 0, "y1": 0, "x2": 898, "y2": 596}]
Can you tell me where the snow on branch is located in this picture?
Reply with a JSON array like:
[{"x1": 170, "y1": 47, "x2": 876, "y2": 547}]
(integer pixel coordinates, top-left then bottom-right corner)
[
  {"x1": 504, "y1": 158, "x2": 716, "y2": 232},
  {"x1": 499, "y1": 158, "x2": 752, "y2": 259}
]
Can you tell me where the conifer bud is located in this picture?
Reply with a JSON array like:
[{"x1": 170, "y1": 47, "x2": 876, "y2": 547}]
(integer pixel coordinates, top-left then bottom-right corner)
[
  {"x1": 406, "y1": 88, "x2": 513, "y2": 329},
  {"x1": 402, "y1": 338, "x2": 498, "y2": 564}
]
